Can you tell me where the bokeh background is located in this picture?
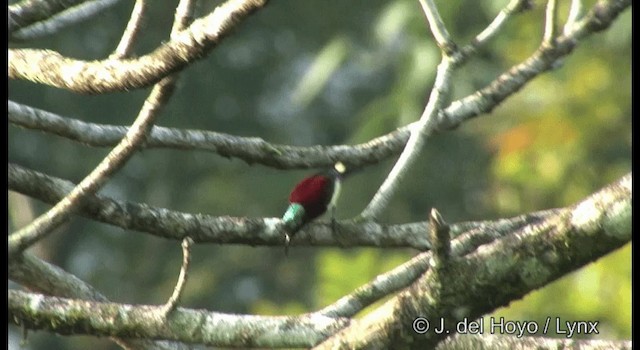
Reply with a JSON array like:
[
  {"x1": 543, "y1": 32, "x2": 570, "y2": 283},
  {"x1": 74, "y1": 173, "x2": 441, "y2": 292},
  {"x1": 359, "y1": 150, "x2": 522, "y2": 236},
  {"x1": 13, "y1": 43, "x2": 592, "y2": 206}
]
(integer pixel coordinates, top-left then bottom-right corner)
[{"x1": 8, "y1": 0, "x2": 631, "y2": 349}]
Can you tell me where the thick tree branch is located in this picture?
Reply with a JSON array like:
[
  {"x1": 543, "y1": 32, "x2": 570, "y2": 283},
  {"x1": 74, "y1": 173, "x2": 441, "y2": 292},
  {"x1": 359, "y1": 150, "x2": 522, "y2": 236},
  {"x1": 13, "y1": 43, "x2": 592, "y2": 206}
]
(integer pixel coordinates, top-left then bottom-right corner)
[
  {"x1": 8, "y1": 163, "x2": 430, "y2": 249},
  {"x1": 314, "y1": 173, "x2": 631, "y2": 349},
  {"x1": 317, "y1": 209, "x2": 550, "y2": 318},
  {"x1": 7, "y1": 100, "x2": 408, "y2": 170},
  {"x1": 438, "y1": 333, "x2": 631, "y2": 350},
  {"x1": 8, "y1": 175, "x2": 630, "y2": 348},
  {"x1": 8, "y1": 252, "x2": 187, "y2": 350},
  {"x1": 8, "y1": 289, "x2": 350, "y2": 348},
  {"x1": 8, "y1": 0, "x2": 269, "y2": 94},
  {"x1": 6, "y1": 163, "x2": 560, "y2": 251}
]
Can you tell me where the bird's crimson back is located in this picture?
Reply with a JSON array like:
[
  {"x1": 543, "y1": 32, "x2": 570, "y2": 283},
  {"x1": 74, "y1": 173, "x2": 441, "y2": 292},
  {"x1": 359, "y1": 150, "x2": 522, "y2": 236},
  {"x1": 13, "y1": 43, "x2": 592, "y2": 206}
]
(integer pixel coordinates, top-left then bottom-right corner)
[{"x1": 289, "y1": 175, "x2": 332, "y2": 219}]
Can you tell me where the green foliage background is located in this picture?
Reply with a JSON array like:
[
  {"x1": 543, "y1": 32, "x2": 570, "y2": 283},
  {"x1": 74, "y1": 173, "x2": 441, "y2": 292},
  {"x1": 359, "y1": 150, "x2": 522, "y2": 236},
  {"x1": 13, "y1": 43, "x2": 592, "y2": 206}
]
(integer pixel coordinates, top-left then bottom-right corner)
[{"x1": 8, "y1": 1, "x2": 630, "y2": 349}]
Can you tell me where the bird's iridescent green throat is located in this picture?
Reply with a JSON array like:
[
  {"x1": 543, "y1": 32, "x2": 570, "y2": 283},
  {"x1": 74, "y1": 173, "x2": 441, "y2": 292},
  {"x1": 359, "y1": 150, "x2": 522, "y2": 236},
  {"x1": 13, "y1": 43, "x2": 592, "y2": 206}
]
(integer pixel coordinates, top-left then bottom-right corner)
[{"x1": 282, "y1": 203, "x2": 305, "y2": 232}]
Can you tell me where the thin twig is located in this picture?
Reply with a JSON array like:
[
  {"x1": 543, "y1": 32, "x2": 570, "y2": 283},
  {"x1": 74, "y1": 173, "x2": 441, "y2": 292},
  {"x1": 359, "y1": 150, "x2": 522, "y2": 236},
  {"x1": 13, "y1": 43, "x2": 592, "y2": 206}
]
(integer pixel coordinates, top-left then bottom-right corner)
[
  {"x1": 171, "y1": 0, "x2": 197, "y2": 37},
  {"x1": 468, "y1": 0, "x2": 532, "y2": 54},
  {"x1": 162, "y1": 237, "x2": 194, "y2": 317},
  {"x1": 543, "y1": 0, "x2": 559, "y2": 45},
  {"x1": 10, "y1": 0, "x2": 122, "y2": 41},
  {"x1": 360, "y1": 58, "x2": 453, "y2": 220},
  {"x1": 9, "y1": 0, "x2": 98, "y2": 33},
  {"x1": 436, "y1": 0, "x2": 631, "y2": 130},
  {"x1": 111, "y1": 0, "x2": 148, "y2": 59},
  {"x1": 564, "y1": 0, "x2": 583, "y2": 35},
  {"x1": 417, "y1": 0, "x2": 455, "y2": 54}
]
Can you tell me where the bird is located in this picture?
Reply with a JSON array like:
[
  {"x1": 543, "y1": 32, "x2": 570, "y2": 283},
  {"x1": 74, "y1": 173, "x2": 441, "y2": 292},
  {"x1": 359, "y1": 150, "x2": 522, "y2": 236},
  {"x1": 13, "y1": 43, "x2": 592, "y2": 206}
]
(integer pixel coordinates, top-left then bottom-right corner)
[{"x1": 282, "y1": 162, "x2": 347, "y2": 255}]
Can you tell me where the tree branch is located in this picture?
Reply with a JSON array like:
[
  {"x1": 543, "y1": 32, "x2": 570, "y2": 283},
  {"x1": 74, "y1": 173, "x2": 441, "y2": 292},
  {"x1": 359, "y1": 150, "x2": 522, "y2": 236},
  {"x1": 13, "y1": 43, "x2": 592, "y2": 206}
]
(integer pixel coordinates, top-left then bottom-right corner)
[
  {"x1": 543, "y1": 0, "x2": 559, "y2": 45},
  {"x1": 438, "y1": 333, "x2": 631, "y2": 350},
  {"x1": 318, "y1": 209, "x2": 557, "y2": 318},
  {"x1": 8, "y1": 252, "x2": 187, "y2": 350},
  {"x1": 418, "y1": 0, "x2": 456, "y2": 55},
  {"x1": 7, "y1": 100, "x2": 409, "y2": 170},
  {"x1": 8, "y1": 80, "x2": 174, "y2": 257},
  {"x1": 161, "y1": 237, "x2": 194, "y2": 317},
  {"x1": 434, "y1": 0, "x2": 631, "y2": 130},
  {"x1": 8, "y1": 0, "x2": 629, "y2": 170},
  {"x1": 8, "y1": 0, "x2": 269, "y2": 94},
  {"x1": 111, "y1": 0, "x2": 148, "y2": 59},
  {"x1": 359, "y1": 55, "x2": 453, "y2": 220},
  {"x1": 7, "y1": 0, "x2": 197, "y2": 258},
  {"x1": 9, "y1": 174, "x2": 630, "y2": 348},
  {"x1": 8, "y1": 163, "x2": 430, "y2": 249},
  {"x1": 470, "y1": 0, "x2": 533, "y2": 52},
  {"x1": 8, "y1": 289, "x2": 350, "y2": 348},
  {"x1": 9, "y1": 0, "x2": 122, "y2": 41},
  {"x1": 9, "y1": 0, "x2": 100, "y2": 33},
  {"x1": 314, "y1": 173, "x2": 631, "y2": 349}
]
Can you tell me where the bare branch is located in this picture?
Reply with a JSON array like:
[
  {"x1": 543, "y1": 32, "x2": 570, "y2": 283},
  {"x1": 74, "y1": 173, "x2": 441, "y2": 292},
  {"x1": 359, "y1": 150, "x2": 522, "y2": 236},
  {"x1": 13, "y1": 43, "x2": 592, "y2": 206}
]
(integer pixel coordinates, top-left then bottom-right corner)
[
  {"x1": 8, "y1": 0, "x2": 270, "y2": 94},
  {"x1": 8, "y1": 163, "x2": 430, "y2": 249},
  {"x1": 8, "y1": 78, "x2": 174, "y2": 257},
  {"x1": 564, "y1": 0, "x2": 584, "y2": 34},
  {"x1": 315, "y1": 174, "x2": 631, "y2": 349},
  {"x1": 9, "y1": 289, "x2": 349, "y2": 348},
  {"x1": 418, "y1": 0, "x2": 456, "y2": 55},
  {"x1": 428, "y1": 208, "x2": 450, "y2": 269},
  {"x1": 8, "y1": 175, "x2": 630, "y2": 348},
  {"x1": 171, "y1": 0, "x2": 197, "y2": 37},
  {"x1": 360, "y1": 58, "x2": 453, "y2": 220},
  {"x1": 162, "y1": 237, "x2": 194, "y2": 317},
  {"x1": 8, "y1": 162, "x2": 557, "y2": 252},
  {"x1": 111, "y1": 0, "x2": 148, "y2": 59},
  {"x1": 543, "y1": 0, "x2": 559, "y2": 45},
  {"x1": 8, "y1": 100, "x2": 408, "y2": 170},
  {"x1": 8, "y1": 252, "x2": 188, "y2": 350},
  {"x1": 436, "y1": 0, "x2": 631, "y2": 130},
  {"x1": 439, "y1": 333, "x2": 632, "y2": 350},
  {"x1": 10, "y1": 0, "x2": 122, "y2": 41},
  {"x1": 318, "y1": 209, "x2": 556, "y2": 318},
  {"x1": 8, "y1": 0, "x2": 629, "y2": 170},
  {"x1": 8, "y1": 0, "x2": 105, "y2": 33},
  {"x1": 8, "y1": 0, "x2": 200, "y2": 257},
  {"x1": 468, "y1": 0, "x2": 533, "y2": 53}
]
